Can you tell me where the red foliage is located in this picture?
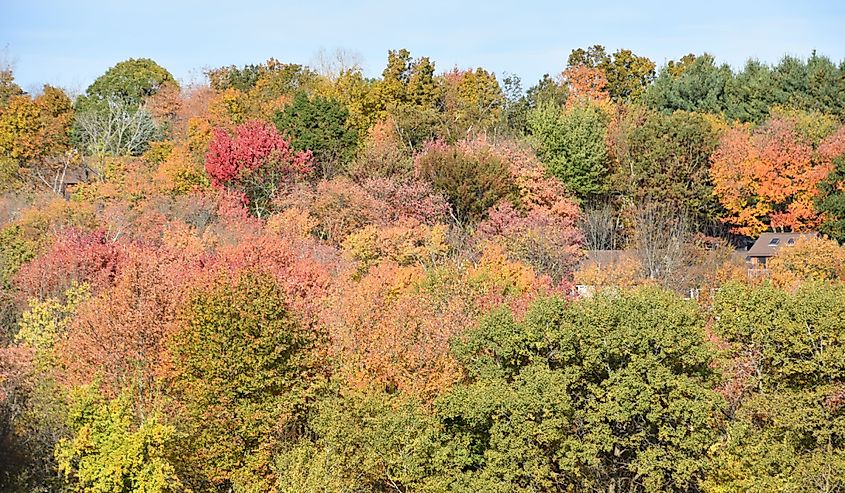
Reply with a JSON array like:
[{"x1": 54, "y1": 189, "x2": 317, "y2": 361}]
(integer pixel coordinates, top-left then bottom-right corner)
[
  {"x1": 362, "y1": 177, "x2": 450, "y2": 225},
  {"x1": 59, "y1": 244, "x2": 195, "y2": 398},
  {"x1": 14, "y1": 229, "x2": 122, "y2": 300},
  {"x1": 819, "y1": 124, "x2": 845, "y2": 162},
  {"x1": 208, "y1": 234, "x2": 338, "y2": 324},
  {"x1": 477, "y1": 201, "x2": 583, "y2": 284},
  {"x1": 204, "y1": 120, "x2": 313, "y2": 187}
]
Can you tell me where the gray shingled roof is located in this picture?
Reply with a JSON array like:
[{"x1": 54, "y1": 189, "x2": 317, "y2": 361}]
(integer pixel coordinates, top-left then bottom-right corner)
[{"x1": 746, "y1": 232, "x2": 817, "y2": 257}]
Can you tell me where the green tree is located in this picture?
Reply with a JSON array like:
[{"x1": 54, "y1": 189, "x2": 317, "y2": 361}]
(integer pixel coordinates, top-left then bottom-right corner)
[
  {"x1": 55, "y1": 386, "x2": 182, "y2": 493},
  {"x1": 724, "y1": 59, "x2": 778, "y2": 122},
  {"x1": 169, "y1": 271, "x2": 319, "y2": 491},
  {"x1": 527, "y1": 101, "x2": 611, "y2": 200},
  {"x1": 817, "y1": 156, "x2": 845, "y2": 243},
  {"x1": 610, "y1": 108, "x2": 722, "y2": 227},
  {"x1": 437, "y1": 288, "x2": 722, "y2": 492},
  {"x1": 76, "y1": 58, "x2": 176, "y2": 111},
  {"x1": 645, "y1": 54, "x2": 732, "y2": 115},
  {"x1": 276, "y1": 391, "x2": 439, "y2": 492},
  {"x1": 273, "y1": 92, "x2": 358, "y2": 177},
  {"x1": 526, "y1": 74, "x2": 568, "y2": 110},
  {"x1": 707, "y1": 282, "x2": 845, "y2": 492},
  {"x1": 415, "y1": 143, "x2": 515, "y2": 225},
  {"x1": 0, "y1": 63, "x2": 23, "y2": 109}
]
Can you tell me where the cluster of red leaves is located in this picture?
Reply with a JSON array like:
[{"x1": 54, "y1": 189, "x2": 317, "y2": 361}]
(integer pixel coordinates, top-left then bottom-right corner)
[
  {"x1": 477, "y1": 202, "x2": 583, "y2": 284},
  {"x1": 209, "y1": 234, "x2": 337, "y2": 324},
  {"x1": 361, "y1": 177, "x2": 450, "y2": 225},
  {"x1": 14, "y1": 229, "x2": 122, "y2": 301},
  {"x1": 204, "y1": 120, "x2": 313, "y2": 187},
  {"x1": 59, "y1": 244, "x2": 195, "y2": 398}
]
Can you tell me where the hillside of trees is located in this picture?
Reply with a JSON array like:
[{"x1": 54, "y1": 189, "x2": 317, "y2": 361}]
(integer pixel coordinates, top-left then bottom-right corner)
[{"x1": 1, "y1": 46, "x2": 845, "y2": 492}]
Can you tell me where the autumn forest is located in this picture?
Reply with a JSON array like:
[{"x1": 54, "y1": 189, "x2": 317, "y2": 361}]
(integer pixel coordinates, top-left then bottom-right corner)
[{"x1": 2, "y1": 45, "x2": 845, "y2": 492}]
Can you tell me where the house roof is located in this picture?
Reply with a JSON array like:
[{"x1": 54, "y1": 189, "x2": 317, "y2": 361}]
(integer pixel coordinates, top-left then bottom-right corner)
[
  {"x1": 746, "y1": 232, "x2": 817, "y2": 257},
  {"x1": 62, "y1": 167, "x2": 89, "y2": 184}
]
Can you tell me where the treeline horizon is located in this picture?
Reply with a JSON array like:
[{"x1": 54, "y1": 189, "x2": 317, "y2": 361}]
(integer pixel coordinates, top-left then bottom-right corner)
[{"x1": 1, "y1": 44, "x2": 845, "y2": 492}]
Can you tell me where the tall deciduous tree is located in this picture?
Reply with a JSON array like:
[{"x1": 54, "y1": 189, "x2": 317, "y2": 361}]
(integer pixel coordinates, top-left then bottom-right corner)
[
  {"x1": 711, "y1": 117, "x2": 834, "y2": 236},
  {"x1": 527, "y1": 100, "x2": 611, "y2": 200},
  {"x1": 76, "y1": 58, "x2": 176, "y2": 112},
  {"x1": 709, "y1": 282, "x2": 845, "y2": 491},
  {"x1": 438, "y1": 288, "x2": 721, "y2": 491},
  {"x1": 169, "y1": 272, "x2": 319, "y2": 491},
  {"x1": 609, "y1": 107, "x2": 723, "y2": 229},
  {"x1": 204, "y1": 120, "x2": 313, "y2": 217}
]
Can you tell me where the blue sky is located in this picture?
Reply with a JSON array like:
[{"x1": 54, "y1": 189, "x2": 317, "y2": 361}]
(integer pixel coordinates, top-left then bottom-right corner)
[{"x1": 2, "y1": 0, "x2": 844, "y2": 95}]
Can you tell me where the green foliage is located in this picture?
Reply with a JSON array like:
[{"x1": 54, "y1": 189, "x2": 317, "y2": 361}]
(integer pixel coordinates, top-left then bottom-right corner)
[
  {"x1": 708, "y1": 282, "x2": 845, "y2": 491},
  {"x1": 0, "y1": 224, "x2": 38, "y2": 290},
  {"x1": 273, "y1": 92, "x2": 358, "y2": 177},
  {"x1": 612, "y1": 108, "x2": 722, "y2": 224},
  {"x1": 55, "y1": 385, "x2": 182, "y2": 493},
  {"x1": 724, "y1": 59, "x2": 778, "y2": 122},
  {"x1": 169, "y1": 271, "x2": 318, "y2": 490},
  {"x1": 527, "y1": 101, "x2": 610, "y2": 200},
  {"x1": 76, "y1": 58, "x2": 176, "y2": 111},
  {"x1": 713, "y1": 282, "x2": 845, "y2": 391},
  {"x1": 415, "y1": 144, "x2": 515, "y2": 224},
  {"x1": 526, "y1": 74, "x2": 569, "y2": 111},
  {"x1": 818, "y1": 156, "x2": 845, "y2": 243},
  {"x1": 645, "y1": 54, "x2": 733, "y2": 115},
  {"x1": 650, "y1": 52, "x2": 845, "y2": 121},
  {"x1": 439, "y1": 288, "x2": 722, "y2": 492},
  {"x1": 0, "y1": 156, "x2": 21, "y2": 192},
  {"x1": 0, "y1": 65, "x2": 23, "y2": 108},
  {"x1": 276, "y1": 390, "x2": 441, "y2": 492}
]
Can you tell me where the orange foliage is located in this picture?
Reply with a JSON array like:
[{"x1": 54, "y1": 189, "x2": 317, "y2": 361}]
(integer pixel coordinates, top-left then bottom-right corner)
[
  {"x1": 711, "y1": 118, "x2": 833, "y2": 236},
  {"x1": 324, "y1": 261, "x2": 467, "y2": 400},
  {"x1": 325, "y1": 244, "x2": 559, "y2": 401},
  {"x1": 58, "y1": 245, "x2": 194, "y2": 398},
  {"x1": 14, "y1": 229, "x2": 122, "y2": 301},
  {"x1": 562, "y1": 65, "x2": 610, "y2": 104}
]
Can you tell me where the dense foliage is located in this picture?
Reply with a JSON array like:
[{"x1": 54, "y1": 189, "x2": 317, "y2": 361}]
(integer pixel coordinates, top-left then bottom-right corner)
[{"x1": 2, "y1": 45, "x2": 845, "y2": 492}]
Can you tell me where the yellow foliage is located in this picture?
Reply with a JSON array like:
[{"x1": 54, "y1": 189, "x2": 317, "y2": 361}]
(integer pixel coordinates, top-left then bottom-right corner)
[
  {"x1": 574, "y1": 254, "x2": 643, "y2": 289},
  {"x1": 266, "y1": 207, "x2": 318, "y2": 240},
  {"x1": 468, "y1": 243, "x2": 536, "y2": 295},
  {"x1": 187, "y1": 117, "x2": 214, "y2": 157},
  {"x1": 768, "y1": 236, "x2": 845, "y2": 287},
  {"x1": 0, "y1": 95, "x2": 45, "y2": 162},
  {"x1": 142, "y1": 141, "x2": 174, "y2": 165},
  {"x1": 154, "y1": 145, "x2": 209, "y2": 195},
  {"x1": 208, "y1": 87, "x2": 248, "y2": 127},
  {"x1": 342, "y1": 221, "x2": 450, "y2": 275}
]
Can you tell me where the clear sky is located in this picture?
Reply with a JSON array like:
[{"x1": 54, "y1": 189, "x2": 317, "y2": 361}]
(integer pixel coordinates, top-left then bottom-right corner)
[{"x1": 2, "y1": 0, "x2": 844, "y2": 95}]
